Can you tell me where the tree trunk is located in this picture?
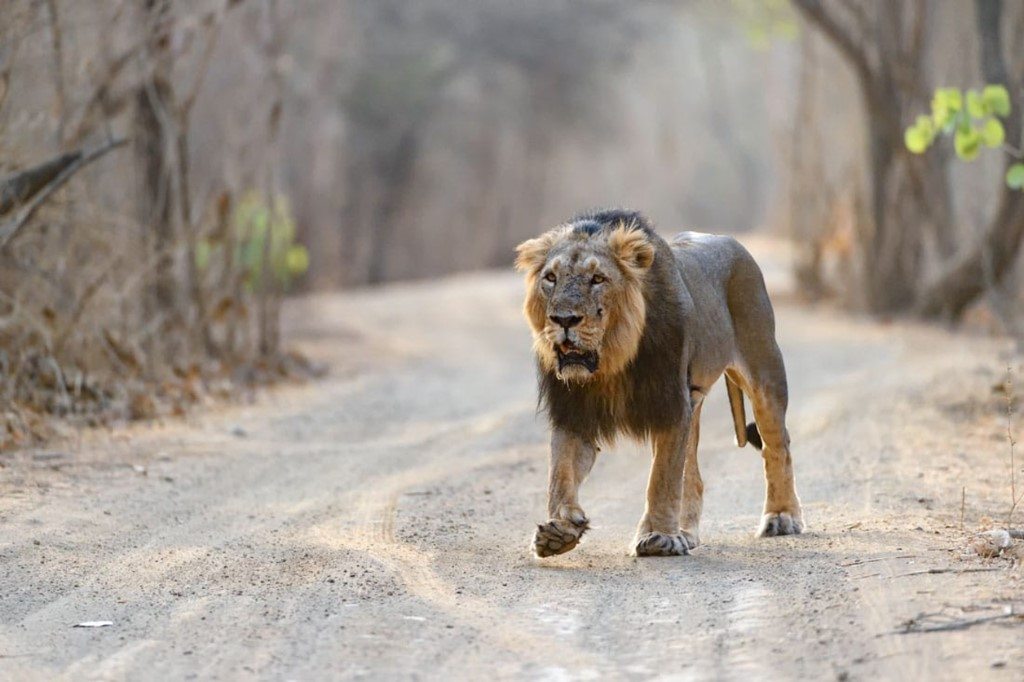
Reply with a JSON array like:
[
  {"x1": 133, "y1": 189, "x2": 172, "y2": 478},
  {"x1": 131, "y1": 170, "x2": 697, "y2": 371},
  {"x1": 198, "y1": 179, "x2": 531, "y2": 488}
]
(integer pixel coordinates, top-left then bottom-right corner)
[
  {"x1": 258, "y1": 0, "x2": 284, "y2": 357},
  {"x1": 793, "y1": 0, "x2": 956, "y2": 314},
  {"x1": 367, "y1": 129, "x2": 418, "y2": 285},
  {"x1": 134, "y1": 0, "x2": 177, "y2": 331},
  {"x1": 176, "y1": 118, "x2": 214, "y2": 355},
  {"x1": 789, "y1": 33, "x2": 829, "y2": 299},
  {"x1": 855, "y1": 72, "x2": 929, "y2": 311}
]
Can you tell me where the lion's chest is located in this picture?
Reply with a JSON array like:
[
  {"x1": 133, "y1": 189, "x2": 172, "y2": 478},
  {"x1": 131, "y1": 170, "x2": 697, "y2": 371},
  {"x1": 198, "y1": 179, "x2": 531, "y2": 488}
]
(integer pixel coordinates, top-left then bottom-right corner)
[{"x1": 541, "y1": 360, "x2": 687, "y2": 443}]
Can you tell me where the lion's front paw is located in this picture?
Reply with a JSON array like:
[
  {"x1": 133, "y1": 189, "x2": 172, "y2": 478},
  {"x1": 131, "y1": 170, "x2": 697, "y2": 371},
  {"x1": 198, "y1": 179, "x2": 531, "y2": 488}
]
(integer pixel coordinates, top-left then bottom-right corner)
[
  {"x1": 633, "y1": 531, "x2": 693, "y2": 557},
  {"x1": 533, "y1": 517, "x2": 589, "y2": 558},
  {"x1": 757, "y1": 511, "x2": 804, "y2": 537}
]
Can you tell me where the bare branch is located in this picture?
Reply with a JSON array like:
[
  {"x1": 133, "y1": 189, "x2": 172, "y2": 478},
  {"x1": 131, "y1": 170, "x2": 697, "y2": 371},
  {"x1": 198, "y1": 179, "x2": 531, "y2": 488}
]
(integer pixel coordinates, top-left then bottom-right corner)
[
  {"x1": 175, "y1": 0, "x2": 253, "y2": 117},
  {"x1": 65, "y1": 46, "x2": 139, "y2": 147},
  {"x1": 791, "y1": 0, "x2": 874, "y2": 87},
  {"x1": 0, "y1": 69, "x2": 8, "y2": 115},
  {"x1": 45, "y1": 0, "x2": 67, "y2": 146},
  {"x1": 907, "y1": 0, "x2": 927, "y2": 65},
  {"x1": 179, "y1": 20, "x2": 223, "y2": 118},
  {"x1": 64, "y1": 0, "x2": 245, "y2": 146},
  {"x1": 0, "y1": 138, "x2": 129, "y2": 249},
  {"x1": 838, "y1": 0, "x2": 871, "y2": 43},
  {"x1": 0, "y1": 151, "x2": 82, "y2": 216}
]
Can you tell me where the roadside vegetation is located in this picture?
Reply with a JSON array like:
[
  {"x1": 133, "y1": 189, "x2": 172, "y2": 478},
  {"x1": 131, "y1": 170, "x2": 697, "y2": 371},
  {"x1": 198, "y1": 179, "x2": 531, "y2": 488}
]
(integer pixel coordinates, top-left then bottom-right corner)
[{"x1": 0, "y1": 0, "x2": 317, "y2": 450}]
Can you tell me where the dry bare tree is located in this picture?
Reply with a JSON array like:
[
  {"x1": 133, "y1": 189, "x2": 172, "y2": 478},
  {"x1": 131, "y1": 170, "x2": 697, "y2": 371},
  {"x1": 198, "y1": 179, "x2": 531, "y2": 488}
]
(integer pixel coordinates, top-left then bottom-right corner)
[
  {"x1": 915, "y1": 0, "x2": 1024, "y2": 319},
  {"x1": 793, "y1": 0, "x2": 1024, "y2": 318},
  {"x1": 791, "y1": 0, "x2": 956, "y2": 313}
]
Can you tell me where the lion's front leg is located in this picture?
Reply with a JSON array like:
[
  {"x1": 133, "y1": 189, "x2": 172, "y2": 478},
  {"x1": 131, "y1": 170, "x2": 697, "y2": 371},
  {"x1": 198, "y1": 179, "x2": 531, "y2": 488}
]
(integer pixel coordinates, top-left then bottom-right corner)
[
  {"x1": 633, "y1": 410, "x2": 695, "y2": 557},
  {"x1": 679, "y1": 391, "x2": 705, "y2": 549},
  {"x1": 533, "y1": 429, "x2": 596, "y2": 558}
]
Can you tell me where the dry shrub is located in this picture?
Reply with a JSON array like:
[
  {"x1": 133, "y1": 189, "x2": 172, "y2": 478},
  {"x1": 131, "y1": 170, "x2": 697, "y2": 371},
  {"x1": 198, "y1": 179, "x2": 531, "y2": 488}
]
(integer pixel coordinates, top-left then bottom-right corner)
[{"x1": 0, "y1": 0, "x2": 319, "y2": 451}]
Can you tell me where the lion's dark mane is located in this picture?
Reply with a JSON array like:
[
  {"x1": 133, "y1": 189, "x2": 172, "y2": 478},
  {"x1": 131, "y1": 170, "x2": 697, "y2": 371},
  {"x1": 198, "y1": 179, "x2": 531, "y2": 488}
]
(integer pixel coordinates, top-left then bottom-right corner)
[{"x1": 537, "y1": 209, "x2": 688, "y2": 443}]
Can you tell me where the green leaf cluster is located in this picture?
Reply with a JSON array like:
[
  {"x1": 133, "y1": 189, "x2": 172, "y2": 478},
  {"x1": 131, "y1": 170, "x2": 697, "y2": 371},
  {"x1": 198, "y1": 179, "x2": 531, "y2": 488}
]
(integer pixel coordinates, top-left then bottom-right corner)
[
  {"x1": 196, "y1": 191, "x2": 309, "y2": 291},
  {"x1": 733, "y1": 0, "x2": 798, "y2": 51},
  {"x1": 905, "y1": 84, "x2": 1020, "y2": 189},
  {"x1": 1008, "y1": 163, "x2": 1024, "y2": 189}
]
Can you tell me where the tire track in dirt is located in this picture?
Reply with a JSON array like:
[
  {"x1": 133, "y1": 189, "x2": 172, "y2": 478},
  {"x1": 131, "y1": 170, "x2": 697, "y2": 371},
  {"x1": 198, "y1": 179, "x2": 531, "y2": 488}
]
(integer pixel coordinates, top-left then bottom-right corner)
[{"x1": 303, "y1": 452, "x2": 612, "y2": 674}]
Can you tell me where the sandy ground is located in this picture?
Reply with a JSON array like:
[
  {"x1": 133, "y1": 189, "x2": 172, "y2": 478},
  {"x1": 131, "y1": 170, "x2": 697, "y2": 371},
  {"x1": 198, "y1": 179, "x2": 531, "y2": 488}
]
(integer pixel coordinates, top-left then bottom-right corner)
[{"x1": 2, "y1": 237, "x2": 1023, "y2": 680}]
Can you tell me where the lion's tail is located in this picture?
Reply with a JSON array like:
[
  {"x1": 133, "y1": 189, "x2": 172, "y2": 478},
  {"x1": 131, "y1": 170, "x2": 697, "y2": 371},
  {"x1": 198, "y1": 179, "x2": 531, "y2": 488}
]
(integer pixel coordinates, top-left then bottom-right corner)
[{"x1": 726, "y1": 372, "x2": 762, "y2": 450}]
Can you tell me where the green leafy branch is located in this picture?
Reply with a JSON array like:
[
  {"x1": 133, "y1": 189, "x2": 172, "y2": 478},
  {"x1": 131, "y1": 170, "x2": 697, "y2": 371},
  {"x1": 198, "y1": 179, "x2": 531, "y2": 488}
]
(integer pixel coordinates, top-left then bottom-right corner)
[
  {"x1": 905, "y1": 85, "x2": 1024, "y2": 190},
  {"x1": 196, "y1": 191, "x2": 309, "y2": 291}
]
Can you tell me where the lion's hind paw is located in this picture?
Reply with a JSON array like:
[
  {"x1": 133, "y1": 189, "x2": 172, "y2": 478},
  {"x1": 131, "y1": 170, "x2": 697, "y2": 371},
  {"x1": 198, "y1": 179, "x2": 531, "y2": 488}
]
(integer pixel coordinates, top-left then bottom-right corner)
[
  {"x1": 533, "y1": 517, "x2": 589, "y2": 558},
  {"x1": 633, "y1": 531, "x2": 693, "y2": 557},
  {"x1": 757, "y1": 512, "x2": 803, "y2": 537}
]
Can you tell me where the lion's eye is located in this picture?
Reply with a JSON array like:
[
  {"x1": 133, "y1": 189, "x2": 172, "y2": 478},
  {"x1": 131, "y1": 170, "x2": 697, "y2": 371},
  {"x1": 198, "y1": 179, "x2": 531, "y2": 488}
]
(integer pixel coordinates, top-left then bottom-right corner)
[
  {"x1": 544, "y1": 272, "x2": 557, "y2": 283},
  {"x1": 591, "y1": 274, "x2": 606, "y2": 285}
]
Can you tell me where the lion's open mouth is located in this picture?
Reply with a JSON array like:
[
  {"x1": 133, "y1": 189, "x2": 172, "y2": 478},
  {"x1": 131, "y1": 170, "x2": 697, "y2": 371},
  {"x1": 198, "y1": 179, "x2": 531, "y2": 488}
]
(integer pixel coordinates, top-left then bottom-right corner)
[{"x1": 556, "y1": 342, "x2": 599, "y2": 373}]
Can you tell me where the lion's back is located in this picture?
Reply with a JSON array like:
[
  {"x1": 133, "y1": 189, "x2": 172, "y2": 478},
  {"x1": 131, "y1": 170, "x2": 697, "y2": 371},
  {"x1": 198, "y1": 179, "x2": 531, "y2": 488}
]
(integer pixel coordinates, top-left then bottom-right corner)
[
  {"x1": 669, "y1": 231, "x2": 758, "y2": 295},
  {"x1": 668, "y1": 231, "x2": 774, "y2": 370}
]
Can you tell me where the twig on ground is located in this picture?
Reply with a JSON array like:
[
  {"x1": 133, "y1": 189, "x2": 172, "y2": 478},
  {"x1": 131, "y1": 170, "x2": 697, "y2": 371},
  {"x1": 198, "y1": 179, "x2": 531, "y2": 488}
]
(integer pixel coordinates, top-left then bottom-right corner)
[
  {"x1": 840, "y1": 555, "x2": 919, "y2": 567},
  {"x1": 893, "y1": 606, "x2": 1018, "y2": 635},
  {"x1": 893, "y1": 567, "x2": 1003, "y2": 578},
  {"x1": 960, "y1": 486, "x2": 965, "y2": 532}
]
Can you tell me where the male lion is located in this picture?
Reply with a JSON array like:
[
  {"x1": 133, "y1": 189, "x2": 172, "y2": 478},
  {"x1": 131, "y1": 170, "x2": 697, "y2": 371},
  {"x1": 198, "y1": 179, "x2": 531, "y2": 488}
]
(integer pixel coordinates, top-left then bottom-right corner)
[{"x1": 515, "y1": 209, "x2": 802, "y2": 557}]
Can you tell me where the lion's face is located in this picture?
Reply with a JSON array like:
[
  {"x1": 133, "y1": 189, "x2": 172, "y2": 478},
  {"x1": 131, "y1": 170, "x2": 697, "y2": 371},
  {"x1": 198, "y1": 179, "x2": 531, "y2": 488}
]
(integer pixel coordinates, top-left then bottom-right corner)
[{"x1": 515, "y1": 221, "x2": 655, "y2": 383}]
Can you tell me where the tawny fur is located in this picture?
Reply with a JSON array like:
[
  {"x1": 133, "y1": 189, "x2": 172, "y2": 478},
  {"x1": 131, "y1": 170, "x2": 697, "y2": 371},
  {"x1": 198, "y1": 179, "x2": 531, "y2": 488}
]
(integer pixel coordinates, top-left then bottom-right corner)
[
  {"x1": 516, "y1": 221, "x2": 650, "y2": 380},
  {"x1": 516, "y1": 209, "x2": 803, "y2": 558}
]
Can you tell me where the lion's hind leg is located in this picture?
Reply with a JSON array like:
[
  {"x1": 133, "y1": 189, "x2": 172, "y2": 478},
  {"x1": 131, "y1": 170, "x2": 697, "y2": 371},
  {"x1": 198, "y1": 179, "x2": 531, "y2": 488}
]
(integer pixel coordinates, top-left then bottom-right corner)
[
  {"x1": 679, "y1": 390, "x2": 704, "y2": 549},
  {"x1": 742, "y1": 349, "x2": 804, "y2": 537}
]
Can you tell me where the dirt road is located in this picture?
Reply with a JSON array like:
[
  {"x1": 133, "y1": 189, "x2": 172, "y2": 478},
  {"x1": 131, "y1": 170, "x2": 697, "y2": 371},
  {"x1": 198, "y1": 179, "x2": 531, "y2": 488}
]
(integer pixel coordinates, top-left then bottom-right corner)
[{"x1": 2, "y1": 239, "x2": 1023, "y2": 680}]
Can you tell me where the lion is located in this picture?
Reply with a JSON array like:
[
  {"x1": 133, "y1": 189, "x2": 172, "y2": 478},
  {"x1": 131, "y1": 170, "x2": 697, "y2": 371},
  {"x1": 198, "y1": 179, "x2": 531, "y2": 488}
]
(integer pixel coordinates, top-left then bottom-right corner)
[{"x1": 514, "y1": 209, "x2": 803, "y2": 557}]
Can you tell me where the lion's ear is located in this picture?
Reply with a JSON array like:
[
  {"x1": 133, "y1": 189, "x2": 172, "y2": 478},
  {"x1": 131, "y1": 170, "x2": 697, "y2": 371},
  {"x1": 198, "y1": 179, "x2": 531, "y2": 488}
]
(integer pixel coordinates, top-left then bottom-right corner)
[
  {"x1": 515, "y1": 231, "x2": 558, "y2": 274},
  {"x1": 608, "y1": 226, "x2": 655, "y2": 273}
]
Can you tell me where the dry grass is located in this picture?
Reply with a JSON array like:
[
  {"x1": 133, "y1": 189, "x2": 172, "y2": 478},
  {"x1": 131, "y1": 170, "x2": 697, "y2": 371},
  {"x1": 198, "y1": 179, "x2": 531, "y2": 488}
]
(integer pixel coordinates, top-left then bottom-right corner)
[{"x1": 1002, "y1": 366, "x2": 1024, "y2": 530}]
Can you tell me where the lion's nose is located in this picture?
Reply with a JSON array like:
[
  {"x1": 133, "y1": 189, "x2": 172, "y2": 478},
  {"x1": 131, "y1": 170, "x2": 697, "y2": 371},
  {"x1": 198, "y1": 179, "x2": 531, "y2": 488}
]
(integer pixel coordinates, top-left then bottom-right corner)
[{"x1": 549, "y1": 314, "x2": 583, "y2": 330}]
